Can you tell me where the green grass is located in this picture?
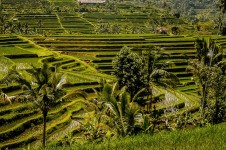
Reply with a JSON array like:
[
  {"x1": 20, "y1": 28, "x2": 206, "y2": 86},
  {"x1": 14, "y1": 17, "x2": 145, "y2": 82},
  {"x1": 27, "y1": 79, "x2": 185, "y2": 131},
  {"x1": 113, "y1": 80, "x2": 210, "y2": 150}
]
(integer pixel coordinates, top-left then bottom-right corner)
[
  {"x1": 0, "y1": 46, "x2": 34, "y2": 55},
  {"x1": 44, "y1": 123, "x2": 226, "y2": 150},
  {"x1": 11, "y1": 57, "x2": 41, "y2": 65}
]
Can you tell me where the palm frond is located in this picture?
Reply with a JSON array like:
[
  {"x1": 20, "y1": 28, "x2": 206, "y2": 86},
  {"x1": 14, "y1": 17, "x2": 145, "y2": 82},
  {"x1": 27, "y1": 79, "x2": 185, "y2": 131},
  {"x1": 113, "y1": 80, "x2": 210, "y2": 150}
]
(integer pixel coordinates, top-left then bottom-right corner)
[
  {"x1": 134, "y1": 113, "x2": 144, "y2": 126},
  {"x1": 120, "y1": 91, "x2": 129, "y2": 115},
  {"x1": 111, "y1": 81, "x2": 119, "y2": 96},
  {"x1": 26, "y1": 65, "x2": 43, "y2": 86},
  {"x1": 92, "y1": 88, "x2": 101, "y2": 97},
  {"x1": 132, "y1": 88, "x2": 146, "y2": 102},
  {"x1": 102, "y1": 83, "x2": 113, "y2": 102},
  {"x1": 63, "y1": 90, "x2": 87, "y2": 101},
  {"x1": 104, "y1": 102, "x2": 119, "y2": 116},
  {"x1": 55, "y1": 74, "x2": 67, "y2": 89}
]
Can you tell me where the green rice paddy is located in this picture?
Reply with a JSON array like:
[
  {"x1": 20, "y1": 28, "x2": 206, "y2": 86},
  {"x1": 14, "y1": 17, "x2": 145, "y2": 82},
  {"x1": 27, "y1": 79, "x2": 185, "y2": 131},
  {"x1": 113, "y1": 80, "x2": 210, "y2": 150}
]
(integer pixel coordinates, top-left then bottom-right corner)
[{"x1": 0, "y1": 0, "x2": 225, "y2": 149}]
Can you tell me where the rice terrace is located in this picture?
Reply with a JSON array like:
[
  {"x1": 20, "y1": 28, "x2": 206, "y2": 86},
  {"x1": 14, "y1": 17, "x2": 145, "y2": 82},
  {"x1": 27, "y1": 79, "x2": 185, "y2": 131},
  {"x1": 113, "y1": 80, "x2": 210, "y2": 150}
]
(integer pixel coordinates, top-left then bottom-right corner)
[{"x1": 0, "y1": 0, "x2": 226, "y2": 149}]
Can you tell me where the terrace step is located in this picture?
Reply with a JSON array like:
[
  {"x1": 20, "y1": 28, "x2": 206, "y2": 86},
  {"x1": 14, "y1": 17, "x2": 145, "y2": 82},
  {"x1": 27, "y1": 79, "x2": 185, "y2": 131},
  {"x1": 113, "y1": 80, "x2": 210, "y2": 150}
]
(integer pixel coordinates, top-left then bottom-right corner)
[
  {"x1": 0, "y1": 41, "x2": 28, "y2": 45},
  {"x1": 180, "y1": 80, "x2": 195, "y2": 86},
  {"x1": 175, "y1": 72, "x2": 193, "y2": 78},
  {"x1": 99, "y1": 69, "x2": 114, "y2": 74},
  {"x1": 4, "y1": 54, "x2": 38, "y2": 59},
  {"x1": 165, "y1": 67, "x2": 187, "y2": 72},
  {"x1": 48, "y1": 58, "x2": 76, "y2": 67},
  {"x1": 0, "y1": 103, "x2": 33, "y2": 116},
  {"x1": 64, "y1": 81, "x2": 99, "y2": 88},
  {"x1": 95, "y1": 65, "x2": 113, "y2": 70},
  {"x1": 164, "y1": 49, "x2": 196, "y2": 54},
  {"x1": 96, "y1": 54, "x2": 116, "y2": 58},
  {"x1": 58, "y1": 49, "x2": 120, "y2": 53},
  {"x1": 164, "y1": 47, "x2": 195, "y2": 50},
  {"x1": 60, "y1": 62, "x2": 81, "y2": 70},
  {"x1": 31, "y1": 37, "x2": 145, "y2": 41},
  {"x1": 93, "y1": 59, "x2": 112, "y2": 63},
  {"x1": 0, "y1": 37, "x2": 20, "y2": 42},
  {"x1": 177, "y1": 85, "x2": 198, "y2": 92},
  {"x1": 0, "y1": 109, "x2": 39, "y2": 125}
]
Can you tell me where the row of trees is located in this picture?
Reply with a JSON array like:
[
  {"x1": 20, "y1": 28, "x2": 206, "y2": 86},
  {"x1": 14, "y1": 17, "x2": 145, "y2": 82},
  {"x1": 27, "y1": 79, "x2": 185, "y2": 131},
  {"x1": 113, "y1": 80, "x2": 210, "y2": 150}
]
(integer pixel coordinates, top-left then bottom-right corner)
[
  {"x1": 168, "y1": 0, "x2": 226, "y2": 35},
  {"x1": 0, "y1": 20, "x2": 29, "y2": 34}
]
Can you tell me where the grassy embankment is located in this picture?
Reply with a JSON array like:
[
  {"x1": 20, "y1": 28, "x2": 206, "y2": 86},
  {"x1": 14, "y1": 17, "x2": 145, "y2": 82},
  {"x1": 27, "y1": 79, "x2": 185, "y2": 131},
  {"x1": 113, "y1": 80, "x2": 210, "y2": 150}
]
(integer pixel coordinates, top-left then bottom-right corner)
[{"x1": 44, "y1": 122, "x2": 226, "y2": 150}]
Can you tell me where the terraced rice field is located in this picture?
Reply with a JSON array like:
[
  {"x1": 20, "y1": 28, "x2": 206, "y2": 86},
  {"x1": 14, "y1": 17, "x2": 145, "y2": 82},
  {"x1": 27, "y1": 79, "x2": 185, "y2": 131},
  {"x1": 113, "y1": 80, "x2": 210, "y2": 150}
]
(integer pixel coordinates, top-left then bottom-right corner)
[
  {"x1": 0, "y1": 0, "x2": 224, "y2": 149},
  {"x1": 27, "y1": 34, "x2": 197, "y2": 92},
  {"x1": 3, "y1": 33, "x2": 226, "y2": 149},
  {"x1": 0, "y1": 35, "x2": 114, "y2": 149},
  {"x1": 57, "y1": 13, "x2": 94, "y2": 34},
  {"x1": 1, "y1": 0, "x2": 190, "y2": 35}
]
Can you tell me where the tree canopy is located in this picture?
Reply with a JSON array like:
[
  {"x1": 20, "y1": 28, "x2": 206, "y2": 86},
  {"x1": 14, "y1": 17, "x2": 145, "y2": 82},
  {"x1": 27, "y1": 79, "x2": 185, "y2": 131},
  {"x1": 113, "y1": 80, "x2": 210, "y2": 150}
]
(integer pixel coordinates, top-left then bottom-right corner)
[{"x1": 113, "y1": 46, "x2": 147, "y2": 98}]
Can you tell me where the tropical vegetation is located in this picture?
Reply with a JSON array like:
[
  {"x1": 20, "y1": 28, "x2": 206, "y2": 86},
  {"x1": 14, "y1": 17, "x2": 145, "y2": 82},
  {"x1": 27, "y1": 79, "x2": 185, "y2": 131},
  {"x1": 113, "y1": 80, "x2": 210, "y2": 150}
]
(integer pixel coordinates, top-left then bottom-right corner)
[{"x1": 0, "y1": 0, "x2": 226, "y2": 149}]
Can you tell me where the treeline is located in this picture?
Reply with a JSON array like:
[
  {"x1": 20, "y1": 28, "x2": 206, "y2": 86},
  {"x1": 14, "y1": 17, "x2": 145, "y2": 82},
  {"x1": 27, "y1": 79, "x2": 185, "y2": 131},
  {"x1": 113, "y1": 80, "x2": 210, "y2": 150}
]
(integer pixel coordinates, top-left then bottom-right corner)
[{"x1": 169, "y1": 0, "x2": 217, "y2": 10}]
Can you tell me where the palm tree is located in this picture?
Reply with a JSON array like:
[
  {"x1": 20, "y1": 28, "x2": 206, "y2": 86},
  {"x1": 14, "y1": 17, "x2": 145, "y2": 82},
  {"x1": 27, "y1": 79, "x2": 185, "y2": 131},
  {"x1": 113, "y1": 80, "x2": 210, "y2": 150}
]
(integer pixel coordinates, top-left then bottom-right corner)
[
  {"x1": 218, "y1": 0, "x2": 226, "y2": 35},
  {"x1": 0, "y1": 0, "x2": 2, "y2": 14},
  {"x1": 94, "y1": 83, "x2": 144, "y2": 136},
  {"x1": 188, "y1": 38, "x2": 225, "y2": 120},
  {"x1": 143, "y1": 46, "x2": 179, "y2": 112},
  {"x1": 0, "y1": 63, "x2": 86, "y2": 147}
]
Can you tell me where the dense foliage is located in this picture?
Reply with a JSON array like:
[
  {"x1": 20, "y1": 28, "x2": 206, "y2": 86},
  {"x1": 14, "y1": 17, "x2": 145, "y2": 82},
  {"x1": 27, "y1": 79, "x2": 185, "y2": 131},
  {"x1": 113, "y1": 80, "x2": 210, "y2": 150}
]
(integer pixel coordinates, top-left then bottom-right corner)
[
  {"x1": 113, "y1": 46, "x2": 147, "y2": 98},
  {"x1": 1, "y1": 0, "x2": 226, "y2": 149},
  {"x1": 188, "y1": 38, "x2": 226, "y2": 124}
]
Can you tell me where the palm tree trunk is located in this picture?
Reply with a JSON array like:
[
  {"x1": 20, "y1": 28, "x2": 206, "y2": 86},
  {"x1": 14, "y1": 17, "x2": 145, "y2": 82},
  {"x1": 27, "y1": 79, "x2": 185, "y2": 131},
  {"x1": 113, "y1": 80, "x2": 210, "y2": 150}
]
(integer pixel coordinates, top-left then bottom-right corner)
[
  {"x1": 146, "y1": 93, "x2": 149, "y2": 112},
  {"x1": 213, "y1": 96, "x2": 220, "y2": 124},
  {"x1": 218, "y1": 6, "x2": 226, "y2": 35},
  {"x1": 217, "y1": 14, "x2": 223, "y2": 35},
  {"x1": 0, "y1": 0, "x2": 2, "y2": 13},
  {"x1": 42, "y1": 109, "x2": 48, "y2": 148},
  {"x1": 149, "y1": 86, "x2": 153, "y2": 113},
  {"x1": 201, "y1": 84, "x2": 207, "y2": 119}
]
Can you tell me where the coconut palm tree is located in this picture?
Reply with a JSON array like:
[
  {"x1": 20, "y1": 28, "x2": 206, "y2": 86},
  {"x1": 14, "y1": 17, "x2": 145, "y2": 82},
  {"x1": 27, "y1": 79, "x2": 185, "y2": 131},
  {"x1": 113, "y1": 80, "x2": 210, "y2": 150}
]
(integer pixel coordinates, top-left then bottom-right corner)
[
  {"x1": 143, "y1": 46, "x2": 179, "y2": 112},
  {"x1": 0, "y1": 0, "x2": 2, "y2": 13},
  {"x1": 188, "y1": 38, "x2": 226, "y2": 120},
  {"x1": 93, "y1": 83, "x2": 144, "y2": 136},
  {"x1": 218, "y1": 0, "x2": 226, "y2": 35},
  {"x1": 0, "y1": 63, "x2": 86, "y2": 147}
]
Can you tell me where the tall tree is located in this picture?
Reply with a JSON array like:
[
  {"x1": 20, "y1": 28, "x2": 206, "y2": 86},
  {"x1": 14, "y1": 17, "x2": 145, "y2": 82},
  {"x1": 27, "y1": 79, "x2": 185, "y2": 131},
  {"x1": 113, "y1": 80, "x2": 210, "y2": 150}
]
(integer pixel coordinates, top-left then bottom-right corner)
[
  {"x1": 0, "y1": 63, "x2": 86, "y2": 147},
  {"x1": 143, "y1": 46, "x2": 179, "y2": 111},
  {"x1": 218, "y1": 0, "x2": 226, "y2": 34},
  {"x1": 0, "y1": 0, "x2": 2, "y2": 14},
  {"x1": 113, "y1": 46, "x2": 147, "y2": 100},
  {"x1": 188, "y1": 38, "x2": 226, "y2": 122},
  {"x1": 207, "y1": 66, "x2": 226, "y2": 124}
]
